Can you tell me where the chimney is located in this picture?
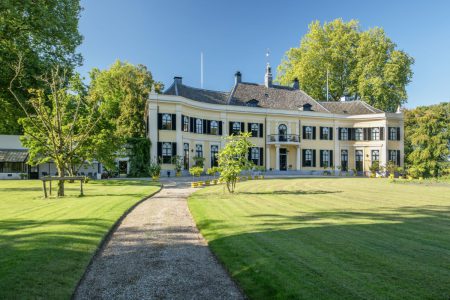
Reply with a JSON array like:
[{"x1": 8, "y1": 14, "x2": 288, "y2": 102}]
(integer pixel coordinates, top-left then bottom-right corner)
[
  {"x1": 235, "y1": 71, "x2": 242, "y2": 85},
  {"x1": 264, "y1": 63, "x2": 272, "y2": 88},
  {"x1": 174, "y1": 76, "x2": 182, "y2": 85},
  {"x1": 293, "y1": 78, "x2": 299, "y2": 90}
]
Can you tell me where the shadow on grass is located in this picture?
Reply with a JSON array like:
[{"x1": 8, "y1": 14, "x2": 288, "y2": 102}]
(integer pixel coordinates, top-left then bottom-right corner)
[
  {"x1": 239, "y1": 190, "x2": 342, "y2": 195},
  {"x1": 199, "y1": 205, "x2": 450, "y2": 299}
]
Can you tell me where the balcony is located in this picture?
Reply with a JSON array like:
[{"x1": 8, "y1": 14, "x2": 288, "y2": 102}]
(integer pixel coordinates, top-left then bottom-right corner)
[{"x1": 267, "y1": 134, "x2": 300, "y2": 145}]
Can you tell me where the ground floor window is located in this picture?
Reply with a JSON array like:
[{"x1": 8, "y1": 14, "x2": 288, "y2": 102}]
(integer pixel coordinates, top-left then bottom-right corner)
[
  {"x1": 251, "y1": 147, "x2": 260, "y2": 166},
  {"x1": 389, "y1": 150, "x2": 400, "y2": 166},
  {"x1": 320, "y1": 150, "x2": 330, "y2": 167},
  {"x1": 183, "y1": 143, "x2": 189, "y2": 170},
  {"x1": 211, "y1": 145, "x2": 219, "y2": 167},
  {"x1": 303, "y1": 149, "x2": 313, "y2": 167},
  {"x1": 196, "y1": 144, "x2": 203, "y2": 158},
  {"x1": 355, "y1": 150, "x2": 363, "y2": 172},
  {"x1": 341, "y1": 150, "x2": 348, "y2": 171},
  {"x1": 162, "y1": 142, "x2": 172, "y2": 163},
  {"x1": 371, "y1": 150, "x2": 379, "y2": 163},
  {"x1": 0, "y1": 162, "x2": 26, "y2": 173}
]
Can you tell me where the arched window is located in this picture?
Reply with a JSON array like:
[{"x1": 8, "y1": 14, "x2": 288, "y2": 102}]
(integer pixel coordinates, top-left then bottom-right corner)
[
  {"x1": 251, "y1": 123, "x2": 259, "y2": 137},
  {"x1": 371, "y1": 127, "x2": 380, "y2": 140},
  {"x1": 305, "y1": 149, "x2": 312, "y2": 166},
  {"x1": 322, "y1": 150, "x2": 330, "y2": 167},
  {"x1": 210, "y1": 120, "x2": 218, "y2": 135},
  {"x1": 183, "y1": 116, "x2": 189, "y2": 132},
  {"x1": 196, "y1": 119, "x2": 203, "y2": 134},
  {"x1": 162, "y1": 142, "x2": 172, "y2": 163},
  {"x1": 322, "y1": 127, "x2": 329, "y2": 140},
  {"x1": 305, "y1": 126, "x2": 313, "y2": 139},
  {"x1": 355, "y1": 128, "x2": 363, "y2": 140},
  {"x1": 371, "y1": 150, "x2": 379, "y2": 162},
  {"x1": 341, "y1": 150, "x2": 348, "y2": 171},
  {"x1": 232, "y1": 122, "x2": 241, "y2": 135},
  {"x1": 389, "y1": 127, "x2": 397, "y2": 140},
  {"x1": 278, "y1": 124, "x2": 287, "y2": 141},
  {"x1": 195, "y1": 144, "x2": 203, "y2": 158},
  {"x1": 341, "y1": 128, "x2": 348, "y2": 140},
  {"x1": 211, "y1": 145, "x2": 219, "y2": 167},
  {"x1": 162, "y1": 114, "x2": 172, "y2": 130},
  {"x1": 251, "y1": 147, "x2": 260, "y2": 165},
  {"x1": 183, "y1": 143, "x2": 189, "y2": 169}
]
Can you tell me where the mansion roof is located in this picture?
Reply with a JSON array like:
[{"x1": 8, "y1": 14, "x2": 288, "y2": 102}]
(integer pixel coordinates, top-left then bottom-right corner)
[{"x1": 163, "y1": 78, "x2": 384, "y2": 115}]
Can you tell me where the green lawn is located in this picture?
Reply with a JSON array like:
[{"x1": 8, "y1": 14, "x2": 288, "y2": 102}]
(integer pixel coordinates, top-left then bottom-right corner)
[
  {"x1": 0, "y1": 179, "x2": 160, "y2": 299},
  {"x1": 188, "y1": 178, "x2": 450, "y2": 299}
]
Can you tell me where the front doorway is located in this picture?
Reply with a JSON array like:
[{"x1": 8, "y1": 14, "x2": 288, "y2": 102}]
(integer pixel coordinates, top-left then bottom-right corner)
[
  {"x1": 279, "y1": 148, "x2": 287, "y2": 171},
  {"x1": 119, "y1": 161, "x2": 128, "y2": 175}
]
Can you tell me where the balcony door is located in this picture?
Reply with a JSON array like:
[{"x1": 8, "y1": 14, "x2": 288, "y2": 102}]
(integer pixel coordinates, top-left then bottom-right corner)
[
  {"x1": 278, "y1": 124, "x2": 287, "y2": 142},
  {"x1": 280, "y1": 148, "x2": 287, "y2": 171}
]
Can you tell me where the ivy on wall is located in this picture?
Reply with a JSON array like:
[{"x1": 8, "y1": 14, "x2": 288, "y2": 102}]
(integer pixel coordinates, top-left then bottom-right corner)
[{"x1": 127, "y1": 137, "x2": 151, "y2": 177}]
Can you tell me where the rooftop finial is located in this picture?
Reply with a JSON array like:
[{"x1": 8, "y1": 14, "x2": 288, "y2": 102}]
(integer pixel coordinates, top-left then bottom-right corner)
[{"x1": 265, "y1": 48, "x2": 272, "y2": 88}]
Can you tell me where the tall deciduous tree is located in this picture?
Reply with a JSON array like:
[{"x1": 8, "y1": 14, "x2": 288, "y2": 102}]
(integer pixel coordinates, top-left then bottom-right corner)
[
  {"x1": 404, "y1": 102, "x2": 450, "y2": 178},
  {"x1": 277, "y1": 19, "x2": 414, "y2": 112},
  {"x1": 0, "y1": 0, "x2": 83, "y2": 134}
]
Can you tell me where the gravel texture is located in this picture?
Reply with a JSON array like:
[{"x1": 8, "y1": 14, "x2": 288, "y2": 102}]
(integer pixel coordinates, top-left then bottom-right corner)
[{"x1": 74, "y1": 181, "x2": 244, "y2": 300}]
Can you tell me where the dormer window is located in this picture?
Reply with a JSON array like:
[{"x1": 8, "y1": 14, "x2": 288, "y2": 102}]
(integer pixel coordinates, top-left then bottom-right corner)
[
  {"x1": 300, "y1": 103, "x2": 312, "y2": 111},
  {"x1": 247, "y1": 99, "x2": 259, "y2": 107}
]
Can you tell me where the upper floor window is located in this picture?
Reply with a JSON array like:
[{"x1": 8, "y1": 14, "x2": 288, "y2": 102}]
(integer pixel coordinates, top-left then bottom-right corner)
[
  {"x1": 340, "y1": 128, "x2": 348, "y2": 140},
  {"x1": 196, "y1": 119, "x2": 203, "y2": 134},
  {"x1": 322, "y1": 127, "x2": 329, "y2": 140},
  {"x1": 210, "y1": 120, "x2": 218, "y2": 135},
  {"x1": 183, "y1": 116, "x2": 189, "y2": 132},
  {"x1": 162, "y1": 114, "x2": 172, "y2": 130},
  {"x1": 251, "y1": 123, "x2": 259, "y2": 137},
  {"x1": 371, "y1": 150, "x2": 380, "y2": 162},
  {"x1": 305, "y1": 126, "x2": 313, "y2": 139},
  {"x1": 389, "y1": 127, "x2": 400, "y2": 140},
  {"x1": 355, "y1": 128, "x2": 363, "y2": 141},
  {"x1": 232, "y1": 122, "x2": 241, "y2": 135},
  {"x1": 371, "y1": 128, "x2": 380, "y2": 140},
  {"x1": 162, "y1": 142, "x2": 172, "y2": 163}
]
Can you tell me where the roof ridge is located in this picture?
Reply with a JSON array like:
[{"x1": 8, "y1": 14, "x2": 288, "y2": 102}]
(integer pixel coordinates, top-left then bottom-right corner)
[
  {"x1": 179, "y1": 84, "x2": 229, "y2": 95},
  {"x1": 297, "y1": 90, "x2": 330, "y2": 113},
  {"x1": 358, "y1": 100, "x2": 380, "y2": 113}
]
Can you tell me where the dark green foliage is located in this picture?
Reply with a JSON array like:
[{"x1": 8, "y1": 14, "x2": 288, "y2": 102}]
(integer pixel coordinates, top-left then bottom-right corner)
[{"x1": 127, "y1": 137, "x2": 151, "y2": 177}]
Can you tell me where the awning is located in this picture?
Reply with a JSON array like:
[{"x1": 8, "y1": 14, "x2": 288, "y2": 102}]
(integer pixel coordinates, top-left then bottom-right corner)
[{"x1": 0, "y1": 149, "x2": 28, "y2": 162}]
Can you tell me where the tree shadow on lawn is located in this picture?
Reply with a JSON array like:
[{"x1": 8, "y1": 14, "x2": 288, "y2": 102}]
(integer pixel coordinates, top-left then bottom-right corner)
[
  {"x1": 238, "y1": 190, "x2": 342, "y2": 195},
  {"x1": 202, "y1": 205, "x2": 450, "y2": 299}
]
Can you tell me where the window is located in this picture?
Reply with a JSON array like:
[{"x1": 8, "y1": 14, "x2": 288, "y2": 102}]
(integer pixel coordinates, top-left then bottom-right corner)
[
  {"x1": 355, "y1": 150, "x2": 363, "y2": 171},
  {"x1": 251, "y1": 147, "x2": 260, "y2": 165},
  {"x1": 305, "y1": 126, "x2": 313, "y2": 139},
  {"x1": 211, "y1": 145, "x2": 219, "y2": 167},
  {"x1": 247, "y1": 99, "x2": 259, "y2": 107},
  {"x1": 340, "y1": 128, "x2": 348, "y2": 140},
  {"x1": 196, "y1": 119, "x2": 203, "y2": 134},
  {"x1": 183, "y1": 143, "x2": 189, "y2": 170},
  {"x1": 232, "y1": 122, "x2": 241, "y2": 135},
  {"x1": 389, "y1": 127, "x2": 398, "y2": 140},
  {"x1": 251, "y1": 123, "x2": 259, "y2": 137},
  {"x1": 322, "y1": 150, "x2": 330, "y2": 167},
  {"x1": 305, "y1": 149, "x2": 312, "y2": 167},
  {"x1": 322, "y1": 127, "x2": 329, "y2": 140},
  {"x1": 355, "y1": 128, "x2": 363, "y2": 141},
  {"x1": 210, "y1": 121, "x2": 218, "y2": 135},
  {"x1": 371, "y1": 128, "x2": 380, "y2": 141},
  {"x1": 0, "y1": 162, "x2": 26, "y2": 173},
  {"x1": 161, "y1": 114, "x2": 172, "y2": 130},
  {"x1": 371, "y1": 150, "x2": 379, "y2": 162},
  {"x1": 389, "y1": 150, "x2": 400, "y2": 166},
  {"x1": 341, "y1": 150, "x2": 348, "y2": 171},
  {"x1": 183, "y1": 116, "x2": 189, "y2": 132},
  {"x1": 162, "y1": 142, "x2": 172, "y2": 163},
  {"x1": 278, "y1": 124, "x2": 287, "y2": 141},
  {"x1": 195, "y1": 144, "x2": 203, "y2": 158}
]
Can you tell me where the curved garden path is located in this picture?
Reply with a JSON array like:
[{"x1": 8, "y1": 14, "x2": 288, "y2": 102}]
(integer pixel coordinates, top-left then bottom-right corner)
[{"x1": 74, "y1": 180, "x2": 243, "y2": 300}]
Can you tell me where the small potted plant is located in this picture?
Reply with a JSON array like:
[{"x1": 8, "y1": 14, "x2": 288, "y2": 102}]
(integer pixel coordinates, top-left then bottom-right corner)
[
  {"x1": 369, "y1": 161, "x2": 379, "y2": 178},
  {"x1": 189, "y1": 166, "x2": 203, "y2": 187},
  {"x1": 172, "y1": 155, "x2": 183, "y2": 177},
  {"x1": 149, "y1": 161, "x2": 161, "y2": 181}
]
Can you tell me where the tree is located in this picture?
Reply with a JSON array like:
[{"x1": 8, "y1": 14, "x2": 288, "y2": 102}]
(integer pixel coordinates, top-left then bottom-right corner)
[
  {"x1": 0, "y1": 0, "x2": 83, "y2": 134},
  {"x1": 9, "y1": 60, "x2": 110, "y2": 196},
  {"x1": 404, "y1": 102, "x2": 450, "y2": 178},
  {"x1": 277, "y1": 19, "x2": 414, "y2": 112},
  {"x1": 217, "y1": 132, "x2": 254, "y2": 193}
]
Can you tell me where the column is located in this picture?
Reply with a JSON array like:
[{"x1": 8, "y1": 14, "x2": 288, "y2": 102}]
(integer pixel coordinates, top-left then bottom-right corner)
[
  {"x1": 266, "y1": 146, "x2": 271, "y2": 171},
  {"x1": 275, "y1": 145, "x2": 280, "y2": 171},
  {"x1": 296, "y1": 146, "x2": 301, "y2": 170}
]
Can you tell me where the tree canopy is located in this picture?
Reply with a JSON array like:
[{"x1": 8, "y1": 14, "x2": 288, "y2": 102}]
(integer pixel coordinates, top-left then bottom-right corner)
[
  {"x1": 277, "y1": 19, "x2": 414, "y2": 112},
  {"x1": 0, "y1": 0, "x2": 83, "y2": 134},
  {"x1": 404, "y1": 102, "x2": 450, "y2": 178}
]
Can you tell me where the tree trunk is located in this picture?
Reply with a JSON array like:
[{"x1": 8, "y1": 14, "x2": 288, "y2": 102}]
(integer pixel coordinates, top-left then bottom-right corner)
[{"x1": 57, "y1": 165, "x2": 65, "y2": 197}]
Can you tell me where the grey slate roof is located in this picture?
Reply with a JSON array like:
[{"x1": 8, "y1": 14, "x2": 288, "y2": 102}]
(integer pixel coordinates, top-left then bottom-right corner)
[
  {"x1": 163, "y1": 79, "x2": 385, "y2": 115},
  {"x1": 319, "y1": 100, "x2": 384, "y2": 115},
  {"x1": 0, "y1": 150, "x2": 28, "y2": 162}
]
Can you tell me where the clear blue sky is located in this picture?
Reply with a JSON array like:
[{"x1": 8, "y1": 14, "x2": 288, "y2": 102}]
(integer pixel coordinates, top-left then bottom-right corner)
[{"x1": 78, "y1": 0, "x2": 450, "y2": 108}]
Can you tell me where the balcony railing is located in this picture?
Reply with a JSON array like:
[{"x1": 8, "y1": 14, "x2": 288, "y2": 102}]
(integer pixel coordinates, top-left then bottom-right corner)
[{"x1": 267, "y1": 134, "x2": 300, "y2": 144}]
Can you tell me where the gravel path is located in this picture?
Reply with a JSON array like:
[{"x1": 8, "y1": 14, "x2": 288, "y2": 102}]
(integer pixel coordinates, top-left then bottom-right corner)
[{"x1": 74, "y1": 181, "x2": 243, "y2": 300}]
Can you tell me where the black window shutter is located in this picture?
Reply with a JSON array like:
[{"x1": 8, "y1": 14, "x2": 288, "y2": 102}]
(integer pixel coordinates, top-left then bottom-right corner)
[
  {"x1": 158, "y1": 113, "x2": 162, "y2": 129},
  {"x1": 397, "y1": 150, "x2": 401, "y2": 166},
  {"x1": 330, "y1": 150, "x2": 334, "y2": 166},
  {"x1": 190, "y1": 117, "x2": 195, "y2": 133},
  {"x1": 363, "y1": 128, "x2": 368, "y2": 141},
  {"x1": 338, "y1": 128, "x2": 342, "y2": 140},
  {"x1": 203, "y1": 120, "x2": 207, "y2": 134},
  {"x1": 397, "y1": 127, "x2": 401, "y2": 140},
  {"x1": 218, "y1": 121, "x2": 222, "y2": 135},
  {"x1": 302, "y1": 126, "x2": 306, "y2": 139},
  {"x1": 247, "y1": 123, "x2": 251, "y2": 133},
  {"x1": 368, "y1": 128, "x2": 373, "y2": 141},
  {"x1": 157, "y1": 142, "x2": 162, "y2": 157},
  {"x1": 320, "y1": 150, "x2": 324, "y2": 167},
  {"x1": 172, "y1": 142, "x2": 177, "y2": 158},
  {"x1": 229, "y1": 122, "x2": 233, "y2": 134},
  {"x1": 248, "y1": 148, "x2": 251, "y2": 161},
  {"x1": 206, "y1": 120, "x2": 210, "y2": 134},
  {"x1": 329, "y1": 127, "x2": 333, "y2": 140},
  {"x1": 240, "y1": 122, "x2": 245, "y2": 133},
  {"x1": 181, "y1": 114, "x2": 184, "y2": 130},
  {"x1": 388, "y1": 127, "x2": 392, "y2": 140},
  {"x1": 259, "y1": 124, "x2": 263, "y2": 138},
  {"x1": 380, "y1": 127, "x2": 384, "y2": 140},
  {"x1": 320, "y1": 127, "x2": 324, "y2": 140},
  {"x1": 259, "y1": 147, "x2": 264, "y2": 166},
  {"x1": 171, "y1": 114, "x2": 177, "y2": 130},
  {"x1": 302, "y1": 150, "x2": 306, "y2": 167},
  {"x1": 313, "y1": 127, "x2": 316, "y2": 139},
  {"x1": 350, "y1": 128, "x2": 355, "y2": 140},
  {"x1": 312, "y1": 150, "x2": 316, "y2": 167}
]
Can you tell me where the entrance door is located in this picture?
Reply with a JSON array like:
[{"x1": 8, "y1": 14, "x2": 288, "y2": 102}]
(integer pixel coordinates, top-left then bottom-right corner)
[
  {"x1": 280, "y1": 148, "x2": 287, "y2": 171},
  {"x1": 119, "y1": 161, "x2": 128, "y2": 175}
]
